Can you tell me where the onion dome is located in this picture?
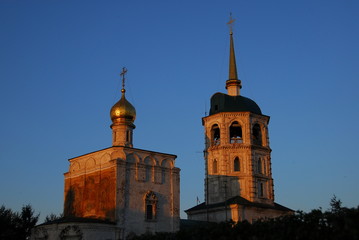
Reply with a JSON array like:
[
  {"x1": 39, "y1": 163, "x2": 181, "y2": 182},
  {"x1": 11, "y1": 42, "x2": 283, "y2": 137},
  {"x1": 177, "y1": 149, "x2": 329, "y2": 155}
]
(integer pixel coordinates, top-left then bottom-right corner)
[{"x1": 110, "y1": 89, "x2": 136, "y2": 123}]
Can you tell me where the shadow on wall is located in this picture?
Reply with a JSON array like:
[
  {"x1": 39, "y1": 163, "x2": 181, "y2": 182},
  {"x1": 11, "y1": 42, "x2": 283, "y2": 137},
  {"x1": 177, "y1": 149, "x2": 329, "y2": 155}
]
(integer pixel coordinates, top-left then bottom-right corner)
[
  {"x1": 62, "y1": 187, "x2": 178, "y2": 238},
  {"x1": 63, "y1": 187, "x2": 116, "y2": 222}
]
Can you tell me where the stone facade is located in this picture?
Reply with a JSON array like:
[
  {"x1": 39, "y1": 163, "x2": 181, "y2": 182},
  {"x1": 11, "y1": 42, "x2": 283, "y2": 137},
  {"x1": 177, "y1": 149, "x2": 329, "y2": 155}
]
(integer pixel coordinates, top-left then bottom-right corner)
[
  {"x1": 32, "y1": 221, "x2": 119, "y2": 240},
  {"x1": 203, "y1": 112, "x2": 273, "y2": 205},
  {"x1": 62, "y1": 146, "x2": 180, "y2": 237}
]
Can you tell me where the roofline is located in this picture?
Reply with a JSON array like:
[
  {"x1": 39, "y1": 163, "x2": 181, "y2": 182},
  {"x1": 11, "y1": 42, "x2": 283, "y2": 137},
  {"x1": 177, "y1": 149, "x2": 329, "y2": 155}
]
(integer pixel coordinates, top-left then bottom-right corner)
[
  {"x1": 202, "y1": 111, "x2": 270, "y2": 125},
  {"x1": 185, "y1": 197, "x2": 294, "y2": 213},
  {"x1": 37, "y1": 217, "x2": 116, "y2": 226},
  {"x1": 68, "y1": 146, "x2": 177, "y2": 161}
]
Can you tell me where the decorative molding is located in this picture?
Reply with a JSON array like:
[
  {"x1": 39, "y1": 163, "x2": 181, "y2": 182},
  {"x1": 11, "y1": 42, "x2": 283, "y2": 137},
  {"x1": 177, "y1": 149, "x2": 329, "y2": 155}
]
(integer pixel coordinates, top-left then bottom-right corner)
[{"x1": 59, "y1": 225, "x2": 83, "y2": 240}]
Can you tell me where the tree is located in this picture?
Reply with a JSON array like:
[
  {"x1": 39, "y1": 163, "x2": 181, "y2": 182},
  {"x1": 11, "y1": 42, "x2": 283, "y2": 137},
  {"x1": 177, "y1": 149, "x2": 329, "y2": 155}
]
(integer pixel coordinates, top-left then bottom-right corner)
[
  {"x1": 330, "y1": 195, "x2": 343, "y2": 214},
  {"x1": 0, "y1": 205, "x2": 17, "y2": 239},
  {"x1": 44, "y1": 212, "x2": 63, "y2": 223},
  {"x1": 0, "y1": 204, "x2": 39, "y2": 240},
  {"x1": 15, "y1": 204, "x2": 40, "y2": 239}
]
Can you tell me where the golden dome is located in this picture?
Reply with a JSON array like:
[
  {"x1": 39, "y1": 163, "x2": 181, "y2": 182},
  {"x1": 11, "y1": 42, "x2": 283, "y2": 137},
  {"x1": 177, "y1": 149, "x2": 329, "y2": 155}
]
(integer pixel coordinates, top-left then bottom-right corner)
[{"x1": 110, "y1": 89, "x2": 136, "y2": 123}]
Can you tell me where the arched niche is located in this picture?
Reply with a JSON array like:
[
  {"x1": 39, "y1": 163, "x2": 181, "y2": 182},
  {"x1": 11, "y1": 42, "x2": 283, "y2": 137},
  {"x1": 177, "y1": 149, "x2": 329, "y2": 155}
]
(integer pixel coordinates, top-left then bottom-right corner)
[
  {"x1": 99, "y1": 153, "x2": 111, "y2": 165},
  {"x1": 126, "y1": 153, "x2": 140, "y2": 164},
  {"x1": 70, "y1": 161, "x2": 80, "y2": 172},
  {"x1": 85, "y1": 158, "x2": 96, "y2": 170}
]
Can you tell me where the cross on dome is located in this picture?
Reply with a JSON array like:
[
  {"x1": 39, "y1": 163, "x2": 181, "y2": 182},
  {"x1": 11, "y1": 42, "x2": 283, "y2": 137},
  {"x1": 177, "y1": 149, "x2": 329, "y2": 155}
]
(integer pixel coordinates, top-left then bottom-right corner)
[
  {"x1": 227, "y1": 12, "x2": 236, "y2": 34},
  {"x1": 120, "y1": 67, "x2": 128, "y2": 93}
]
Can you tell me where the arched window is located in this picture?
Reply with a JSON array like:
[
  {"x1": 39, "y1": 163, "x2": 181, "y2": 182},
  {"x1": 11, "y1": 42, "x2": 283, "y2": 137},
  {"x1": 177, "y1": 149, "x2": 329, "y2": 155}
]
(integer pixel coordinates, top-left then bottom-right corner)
[
  {"x1": 211, "y1": 124, "x2": 220, "y2": 146},
  {"x1": 230, "y1": 121, "x2": 242, "y2": 143},
  {"x1": 145, "y1": 191, "x2": 158, "y2": 221},
  {"x1": 252, "y1": 123, "x2": 262, "y2": 146},
  {"x1": 257, "y1": 158, "x2": 262, "y2": 174},
  {"x1": 234, "y1": 157, "x2": 240, "y2": 172},
  {"x1": 212, "y1": 159, "x2": 218, "y2": 174}
]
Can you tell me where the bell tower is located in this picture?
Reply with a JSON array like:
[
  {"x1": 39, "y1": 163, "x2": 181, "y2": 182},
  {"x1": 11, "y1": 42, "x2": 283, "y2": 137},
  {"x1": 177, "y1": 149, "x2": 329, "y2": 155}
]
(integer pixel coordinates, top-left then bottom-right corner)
[
  {"x1": 203, "y1": 18, "x2": 274, "y2": 207},
  {"x1": 186, "y1": 16, "x2": 292, "y2": 222}
]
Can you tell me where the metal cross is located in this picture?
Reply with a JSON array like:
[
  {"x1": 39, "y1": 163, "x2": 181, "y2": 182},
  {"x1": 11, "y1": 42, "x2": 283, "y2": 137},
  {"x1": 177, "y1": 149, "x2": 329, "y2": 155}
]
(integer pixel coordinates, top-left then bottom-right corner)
[
  {"x1": 227, "y1": 12, "x2": 235, "y2": 33},
  {"x1": 120, "y1": 67, "x2": 128, "y2": 89}
]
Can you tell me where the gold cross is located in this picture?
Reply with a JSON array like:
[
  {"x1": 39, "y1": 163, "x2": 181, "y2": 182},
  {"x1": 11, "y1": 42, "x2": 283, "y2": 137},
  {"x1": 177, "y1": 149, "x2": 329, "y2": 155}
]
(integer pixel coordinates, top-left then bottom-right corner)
[
  {"x1": 120, "y1": 67, "x2": 128, "y2": 89},
  {"x1": 227, "y1": 12, "x2": 235, "y2": 33}
]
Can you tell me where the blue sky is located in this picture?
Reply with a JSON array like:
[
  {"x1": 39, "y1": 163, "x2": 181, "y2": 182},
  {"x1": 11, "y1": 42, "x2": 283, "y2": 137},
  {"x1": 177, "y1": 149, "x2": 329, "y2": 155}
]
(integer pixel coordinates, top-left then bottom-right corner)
[{"x1": 1, "y1": 1, "x2": 358, "y2": 221}]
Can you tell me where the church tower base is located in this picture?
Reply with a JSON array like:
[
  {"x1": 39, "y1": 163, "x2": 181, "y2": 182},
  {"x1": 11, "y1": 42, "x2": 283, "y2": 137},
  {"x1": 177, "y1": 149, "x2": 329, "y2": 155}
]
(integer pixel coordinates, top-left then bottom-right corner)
[{"x1": 185, "y1": 196, "x2": 293, "y2": 223}]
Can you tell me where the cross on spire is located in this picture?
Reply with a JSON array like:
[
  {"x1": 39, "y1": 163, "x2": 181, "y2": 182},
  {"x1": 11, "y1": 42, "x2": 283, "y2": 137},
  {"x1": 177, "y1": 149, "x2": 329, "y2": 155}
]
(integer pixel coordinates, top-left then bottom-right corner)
[
  {"x1": 120, "y1": 67, "x2": 128, "y2": 92},
  {"x1": 227, "y1": 12, "x2": 235, "y2": 34}
]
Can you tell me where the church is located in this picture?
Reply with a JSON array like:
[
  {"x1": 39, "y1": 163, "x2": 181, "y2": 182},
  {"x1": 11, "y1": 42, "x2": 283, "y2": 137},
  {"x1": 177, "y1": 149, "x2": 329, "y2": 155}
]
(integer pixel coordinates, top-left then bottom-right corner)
[
  {"x1": 31, "y1": 70, "x2": 180, "y2": 239},
  {"x1": 185, "y1": 19, "x2": 293, "y2": 222},
  {"x1": 31, "y1": 18, "x2": 292, "y2": 239}
]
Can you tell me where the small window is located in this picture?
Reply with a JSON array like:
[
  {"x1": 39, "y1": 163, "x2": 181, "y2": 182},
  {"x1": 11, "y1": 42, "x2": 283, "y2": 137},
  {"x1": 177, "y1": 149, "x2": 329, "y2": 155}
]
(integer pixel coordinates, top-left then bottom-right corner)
[
  {"x1": 252, "y1": 124, "x2": 262, "y2": 146},
  {"x1": 230, "y1": 121, "x2": 242, "y2": 143},
  {"x1": 234, "y1": 157, "x2": 240, "y2": 172},
  {"x1": 258, "y1": 182, "x2": 264, "y2": 198},
  {"x1": 145, "y1": 191, "x2": 158, "y2": 221},
  {"x1": 211, "y1": 124, "x2": 220, "y2": 146},
  {"x1": 146, "y1": 204, "x2": 153, "y2": 220},
  {"x1": 213, "y1": 159, "x2": 218, "y2": 174},
  {"x1": 257, "y1": 158, "x2": 262, "y2": 174}
]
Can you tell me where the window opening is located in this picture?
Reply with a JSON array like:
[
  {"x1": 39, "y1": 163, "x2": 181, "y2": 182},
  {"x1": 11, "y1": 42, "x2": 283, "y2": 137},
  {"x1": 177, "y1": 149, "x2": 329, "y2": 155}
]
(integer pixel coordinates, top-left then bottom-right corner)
[
  {"x1": 145, "y1": 191, "x2": 158, "y2": 221},
  {"x1": 146, "y1": 204, "x2": 153, "y2": 220},
  {"x1": 257, "y1": 158, "x2": 262, "y2": 174},
  {"x1": 258, "y1": 182, "x2": 264, "y2": 197},
  {"x1": 234, "y1": 157, "x2": 240, "y2": 172},
  {"x1": 263, "y1": 158, "x2": 267, "y2": 175},
  {"x1": 211, "y1": 124, "x2": 220, "y2": 146},
  {"x1": 230, "y1": 121, "x2": 242, "y2": 143},
  {"x1": 252, "y1": 124, "x2": 262, "y2": 146},
  {"x1": 213, "y1": 159, "x2": 218, "y2": 174}
]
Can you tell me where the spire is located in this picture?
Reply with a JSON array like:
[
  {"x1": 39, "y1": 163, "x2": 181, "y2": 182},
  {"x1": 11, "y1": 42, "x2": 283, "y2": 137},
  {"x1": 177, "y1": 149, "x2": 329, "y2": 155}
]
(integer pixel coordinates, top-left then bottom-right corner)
[
  {"x1": 228, "y1": 31, "x2": 238, "y2": 80},
  {"x1": 225, "y1": 14, "x2": 242, "y2": 96}
]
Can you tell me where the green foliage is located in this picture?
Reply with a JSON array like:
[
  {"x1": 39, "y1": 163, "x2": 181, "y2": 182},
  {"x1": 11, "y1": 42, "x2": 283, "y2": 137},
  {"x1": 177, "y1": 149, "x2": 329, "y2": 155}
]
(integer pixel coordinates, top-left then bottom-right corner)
[
  {"x1": 0, "y1": 204, "x2": 39, "y2": 240},
  {"x1": 132, "y1": 197, "x2": 359, "y2": 240}
]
